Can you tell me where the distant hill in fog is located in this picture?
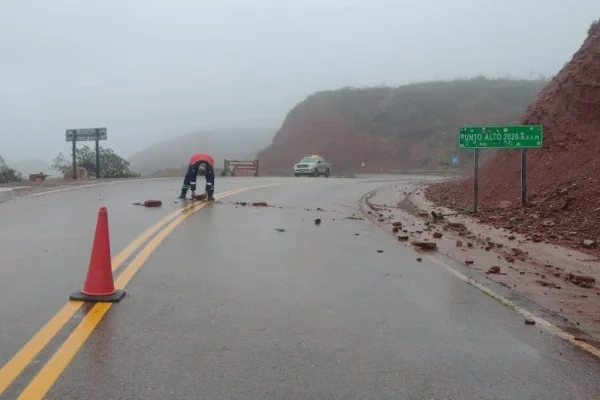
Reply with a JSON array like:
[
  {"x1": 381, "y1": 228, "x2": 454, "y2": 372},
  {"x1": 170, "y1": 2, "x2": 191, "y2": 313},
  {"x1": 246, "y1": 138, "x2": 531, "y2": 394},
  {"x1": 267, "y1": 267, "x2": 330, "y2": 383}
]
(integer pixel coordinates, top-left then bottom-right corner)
[
  {"x1": 4, "y1": 158, "x2": 54, "y2": 177},
  {"x1": 127, "y1": 129, "x2": 274, "y2": 175}
]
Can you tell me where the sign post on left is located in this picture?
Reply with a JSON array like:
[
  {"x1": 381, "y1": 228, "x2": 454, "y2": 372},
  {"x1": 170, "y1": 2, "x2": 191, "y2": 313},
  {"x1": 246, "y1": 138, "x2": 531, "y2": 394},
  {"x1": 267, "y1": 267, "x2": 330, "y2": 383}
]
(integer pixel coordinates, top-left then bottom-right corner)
[{"x1": 65, "y1": 128, "x2": 107, "y2": 179}]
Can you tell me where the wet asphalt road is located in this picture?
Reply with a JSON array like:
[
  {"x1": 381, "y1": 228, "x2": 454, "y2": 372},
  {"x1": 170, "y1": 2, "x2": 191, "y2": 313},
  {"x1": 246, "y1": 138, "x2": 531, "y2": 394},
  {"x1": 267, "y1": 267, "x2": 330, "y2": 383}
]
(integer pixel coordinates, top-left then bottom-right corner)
[{"x1": 1, "y1": 176, "x2": 600, "y2": 399}]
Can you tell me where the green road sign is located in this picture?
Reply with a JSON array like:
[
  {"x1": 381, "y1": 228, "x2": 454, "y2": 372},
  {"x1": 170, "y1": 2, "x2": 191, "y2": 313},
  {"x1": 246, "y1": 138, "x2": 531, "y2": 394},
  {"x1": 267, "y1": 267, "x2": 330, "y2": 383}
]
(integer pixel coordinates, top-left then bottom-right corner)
[{"x1": 458, "y1": 125, "x2": 543, "y2": 149}]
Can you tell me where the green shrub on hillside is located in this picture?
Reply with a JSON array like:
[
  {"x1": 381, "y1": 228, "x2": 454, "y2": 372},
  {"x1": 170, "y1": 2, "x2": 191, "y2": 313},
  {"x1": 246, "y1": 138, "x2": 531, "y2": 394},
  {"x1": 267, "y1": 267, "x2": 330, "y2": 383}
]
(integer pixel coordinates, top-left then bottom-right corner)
[
  {"x1": 588, "y1": 19, "x2": 599, "y2": 35},
  {"x1": 312, "y1": 77, "x2": 548, "y2": 142}
]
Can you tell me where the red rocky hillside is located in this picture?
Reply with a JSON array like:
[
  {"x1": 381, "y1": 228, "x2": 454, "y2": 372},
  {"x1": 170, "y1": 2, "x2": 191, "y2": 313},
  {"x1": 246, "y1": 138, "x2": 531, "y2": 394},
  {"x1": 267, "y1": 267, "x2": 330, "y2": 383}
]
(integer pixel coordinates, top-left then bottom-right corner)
[
  {"x1": 258, "y1": 78, "x2": 547, "y2": 174},
  {"x1": 426, "y1": 20, "x2": 600, "y2": 251}
]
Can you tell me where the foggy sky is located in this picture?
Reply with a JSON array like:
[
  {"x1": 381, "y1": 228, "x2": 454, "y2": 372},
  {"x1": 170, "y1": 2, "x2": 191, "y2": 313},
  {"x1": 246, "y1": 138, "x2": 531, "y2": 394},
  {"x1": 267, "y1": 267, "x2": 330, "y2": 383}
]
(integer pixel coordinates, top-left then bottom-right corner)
[{"x1": 1, "y1": 0, "x2": 598, "y2": 163}]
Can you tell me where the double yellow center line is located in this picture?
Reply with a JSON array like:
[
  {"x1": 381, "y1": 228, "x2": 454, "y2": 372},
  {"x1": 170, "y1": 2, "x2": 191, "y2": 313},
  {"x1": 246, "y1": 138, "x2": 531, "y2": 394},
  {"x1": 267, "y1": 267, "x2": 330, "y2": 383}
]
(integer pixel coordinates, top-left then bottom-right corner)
[{"x1": 0, "y1": 183, "x2": 281, "y2": 399}]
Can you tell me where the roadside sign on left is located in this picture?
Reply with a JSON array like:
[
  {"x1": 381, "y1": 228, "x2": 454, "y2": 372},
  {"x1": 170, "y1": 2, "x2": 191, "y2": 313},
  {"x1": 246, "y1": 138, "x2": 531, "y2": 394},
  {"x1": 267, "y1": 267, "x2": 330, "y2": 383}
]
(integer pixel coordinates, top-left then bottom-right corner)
[
  {"x1": 65, "y1": 127, "x2": 107, "y2": 142},
  {"x1": 65, "y1": 127, "x2": 108, "y2": 180}
]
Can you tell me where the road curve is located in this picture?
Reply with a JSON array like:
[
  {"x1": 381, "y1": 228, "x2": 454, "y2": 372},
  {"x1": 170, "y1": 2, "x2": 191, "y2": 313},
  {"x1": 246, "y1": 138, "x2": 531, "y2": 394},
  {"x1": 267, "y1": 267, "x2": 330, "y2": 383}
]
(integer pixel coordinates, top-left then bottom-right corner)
[{"x1": 0, "y1": 176, "x2": 599, "y2": 399}]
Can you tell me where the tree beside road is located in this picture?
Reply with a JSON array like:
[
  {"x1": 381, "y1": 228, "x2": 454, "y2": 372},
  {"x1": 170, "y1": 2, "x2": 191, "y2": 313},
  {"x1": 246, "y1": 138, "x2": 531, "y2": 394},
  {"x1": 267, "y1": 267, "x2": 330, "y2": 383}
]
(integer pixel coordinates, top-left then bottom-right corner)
[
  {"x1": 52, "y1": 146, "x2": 139, "y2": 178},
  {"x1": 0, "y1": 155, "x2": 23, "y2": 183}
]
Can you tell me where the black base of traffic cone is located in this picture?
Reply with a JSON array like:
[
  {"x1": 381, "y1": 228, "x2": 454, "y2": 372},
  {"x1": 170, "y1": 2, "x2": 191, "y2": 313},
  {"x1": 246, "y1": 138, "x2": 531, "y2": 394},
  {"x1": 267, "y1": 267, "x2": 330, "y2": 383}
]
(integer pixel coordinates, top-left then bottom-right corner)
[{"x1": 69, "y1": 289, "x2": 126, "y2": 303}]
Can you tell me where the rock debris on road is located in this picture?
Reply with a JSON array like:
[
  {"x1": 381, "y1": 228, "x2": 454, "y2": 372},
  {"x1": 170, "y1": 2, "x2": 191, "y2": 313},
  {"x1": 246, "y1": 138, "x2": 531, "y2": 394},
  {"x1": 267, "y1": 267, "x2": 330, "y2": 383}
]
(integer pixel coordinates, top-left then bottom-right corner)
[{"x1": 1, "y1": 176, "x2": 599, "y2": 399}]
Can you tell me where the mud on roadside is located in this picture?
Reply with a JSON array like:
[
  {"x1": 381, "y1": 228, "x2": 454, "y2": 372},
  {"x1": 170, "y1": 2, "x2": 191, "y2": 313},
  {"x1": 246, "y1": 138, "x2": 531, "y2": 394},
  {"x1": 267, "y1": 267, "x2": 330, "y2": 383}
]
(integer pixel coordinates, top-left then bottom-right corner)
[{"x1": 360, "y1": 182, "x2": 600, "y2": 344}]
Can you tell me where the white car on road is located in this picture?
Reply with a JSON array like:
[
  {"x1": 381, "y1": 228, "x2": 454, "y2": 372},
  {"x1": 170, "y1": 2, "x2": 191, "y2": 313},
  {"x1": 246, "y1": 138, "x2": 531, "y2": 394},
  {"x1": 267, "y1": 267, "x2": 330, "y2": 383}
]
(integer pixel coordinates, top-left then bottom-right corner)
[{"x1": 293, "y1": 155, "x2": 331, "y2": 177}]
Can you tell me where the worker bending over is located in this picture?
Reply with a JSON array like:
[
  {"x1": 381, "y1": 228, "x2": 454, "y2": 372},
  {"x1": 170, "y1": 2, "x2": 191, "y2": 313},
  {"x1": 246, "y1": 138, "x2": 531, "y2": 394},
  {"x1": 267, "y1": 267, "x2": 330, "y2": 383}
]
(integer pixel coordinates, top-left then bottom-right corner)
[{"x1": 179, "y1": 153, "x2": 215, "y2": 200}]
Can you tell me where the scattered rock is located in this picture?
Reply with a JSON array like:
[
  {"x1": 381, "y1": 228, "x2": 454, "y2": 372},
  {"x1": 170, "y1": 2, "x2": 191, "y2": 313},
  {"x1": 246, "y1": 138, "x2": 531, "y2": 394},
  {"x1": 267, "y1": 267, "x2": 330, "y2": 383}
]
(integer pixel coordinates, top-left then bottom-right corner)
[
  {"x1": 397, "y1": 235, "x2": 409, "y2": 241},
  {"x1": 524, "y1": 319, "x2": 536, "y2": 326},
  {"x1": 316, "y1": 207, "x2": 324, "y2": 211},
  {"x1": 133, "y1": 199, "x2": 163, "y2": 207},
  {"x1": 417, "y1": 211, "x2": 429, "y2": 217},
  {"x1": 498, "y1": 200, "x2": 512, "y2": 209},
  {"x1": 511, "y1": 248, "x2": 526, "y2": 257},
  {"x1": 467, "y1": 242, "x2": 473, "y2": 248},
  {"x1": 377, "y1": 249, "x2": 384, "y2": 253},
  {"x1": 566, "y1": 273, "x2": 596, "y2": 289},
  {"x1": 392, "y1": 227, "x2": 400, "y2": 233},
  {"x1": 465, "y1": 260, "x2": 474, "y2": 265},
  {"x1": 274, "y1": 228, "x2": 286, "y2": 232},
  {"x1": 487, "y1": 266, "x2": 501, "y2": 274},
  {"x1": 355, "y1": 233, "x2": 359, "y2": 236},
  {"x1": 582, "y1": 239, "x2": 597, "y2": 249},
  {"x1": 416, "y1": 258, "x2": 422, "y2": 262},
  {"x1": 392, "y1": 222, "x2": 403, "y2": 227},
  {"x1": 314, "y1": 218, "x2": 322, "y2": 226},
  {"x1": 456, "y1": 240, "x2": 463, "y2": 247},
  {"x1": 542, "y1": 219, "x2": 555, "y2": 227},
  {"x1": 412, "y1": 241, "x2": 438, "y2": 251},
  {"x1": 432, "y1": 232, "x2": 443, "y2": 239},
  {"x1": 236, "y1": 201, "x2": 248, "y2": 206},
  {"x1": 508, "y1": 235, "x2": 516, "y2": 240},
  {"x1": 346, "y1": 216, "x2": 364, "y2": 220}
]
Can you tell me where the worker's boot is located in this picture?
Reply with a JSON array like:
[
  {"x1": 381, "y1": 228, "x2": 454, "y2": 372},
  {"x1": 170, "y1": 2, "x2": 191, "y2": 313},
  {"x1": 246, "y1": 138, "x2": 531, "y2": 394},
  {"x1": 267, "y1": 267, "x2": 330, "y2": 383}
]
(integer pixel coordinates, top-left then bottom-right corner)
[{"x1": 178, "y1": 188, "x2": 187, "y2": 199}]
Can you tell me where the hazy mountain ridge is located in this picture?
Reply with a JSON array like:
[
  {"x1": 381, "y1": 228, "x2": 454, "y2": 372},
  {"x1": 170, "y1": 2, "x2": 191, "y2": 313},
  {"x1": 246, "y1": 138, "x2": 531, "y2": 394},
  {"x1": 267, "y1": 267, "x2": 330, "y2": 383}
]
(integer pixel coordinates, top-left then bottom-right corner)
[
  {"x1": 257, "y1": 77, "x2": 549, "y2": 174},
  {"x1": 128, "y1": 128, "x2": 275, "y2": 175},
  {"x1": 2, "y1": 158, "x2": 53, "y2": 177}
]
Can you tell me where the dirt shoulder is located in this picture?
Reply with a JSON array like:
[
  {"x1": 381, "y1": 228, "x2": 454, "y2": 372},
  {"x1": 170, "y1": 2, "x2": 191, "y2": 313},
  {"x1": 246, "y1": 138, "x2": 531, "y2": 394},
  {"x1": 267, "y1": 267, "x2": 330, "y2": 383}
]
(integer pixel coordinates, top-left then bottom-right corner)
[{"x1": 360, "y1": 181, "x2": 600, "y2": 343}]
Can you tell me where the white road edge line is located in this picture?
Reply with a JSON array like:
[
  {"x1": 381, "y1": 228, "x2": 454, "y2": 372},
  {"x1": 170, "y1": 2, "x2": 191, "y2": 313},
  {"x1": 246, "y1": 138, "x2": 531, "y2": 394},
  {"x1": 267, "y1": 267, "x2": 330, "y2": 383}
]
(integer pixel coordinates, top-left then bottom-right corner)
[
  {"x1": 24, "y1": 177, "x2": 175, "y2": 199},
  {"x1": 426, "y1": 255, "x2": 600, "y2": 358},
  {"x1": 23, "y1": 176, "x2": 307, "y2": 200}
]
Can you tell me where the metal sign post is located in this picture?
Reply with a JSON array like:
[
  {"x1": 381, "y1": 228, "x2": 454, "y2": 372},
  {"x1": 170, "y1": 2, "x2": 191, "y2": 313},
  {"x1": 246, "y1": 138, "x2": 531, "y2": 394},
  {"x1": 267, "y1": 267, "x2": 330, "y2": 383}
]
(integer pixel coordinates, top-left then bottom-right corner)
[
  {"x1": 95, "y1": 130, "x2": 101, "y2": 178},
  {"x1": 521, "y1": 148, "x2": 527, "y2": 206},
  {"x1": 473, "y1": 149, "x2": 479, "y2": 213},
  {"x1": 71, "y1": 132, "x2": 77, "y2": 180},
  {"x1": 65, "y1": 127, "x2": 107, "y2": 179}
]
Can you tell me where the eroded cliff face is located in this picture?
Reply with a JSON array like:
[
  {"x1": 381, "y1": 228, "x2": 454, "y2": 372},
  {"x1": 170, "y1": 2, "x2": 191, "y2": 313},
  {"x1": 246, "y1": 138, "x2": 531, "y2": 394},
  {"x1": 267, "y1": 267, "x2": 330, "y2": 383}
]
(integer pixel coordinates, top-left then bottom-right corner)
[
  {"x1": 258, "y1": 78, "x2": 547, "y2": 174},
  {"x1": 427, "y1": 22, "x2": 600, "y2": 248}
]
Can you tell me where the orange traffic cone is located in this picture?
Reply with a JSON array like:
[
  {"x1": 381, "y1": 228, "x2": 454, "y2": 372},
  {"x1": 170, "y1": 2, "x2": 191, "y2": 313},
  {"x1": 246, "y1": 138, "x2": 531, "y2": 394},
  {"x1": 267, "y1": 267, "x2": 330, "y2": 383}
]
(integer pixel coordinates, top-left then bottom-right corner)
[{"x1": 70, "y1": 207, "x2": 126, "y2": 302}]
